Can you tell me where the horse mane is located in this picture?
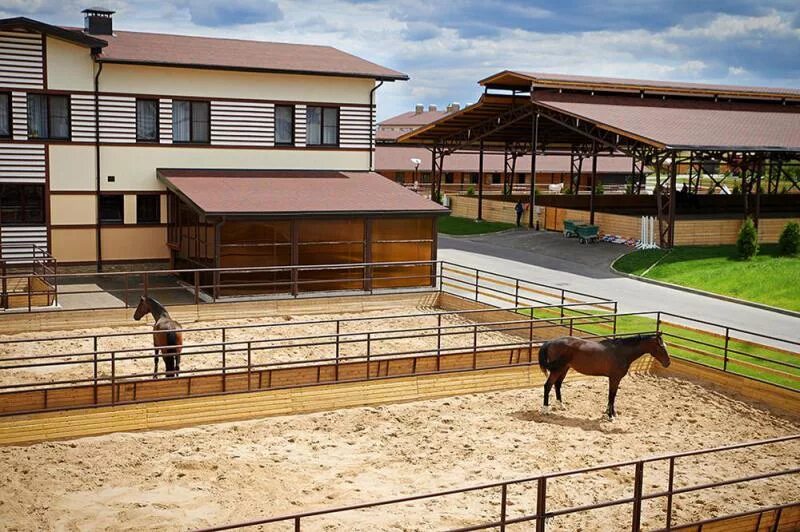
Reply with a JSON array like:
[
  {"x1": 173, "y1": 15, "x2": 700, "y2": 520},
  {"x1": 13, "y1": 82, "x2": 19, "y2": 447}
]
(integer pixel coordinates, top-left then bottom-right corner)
[
  {"x1": 599, "y1": 334, "x2": 657, "y2": 346},
  {"x1": 145, "y1": 296, "x2": 169, "y2": 318}
]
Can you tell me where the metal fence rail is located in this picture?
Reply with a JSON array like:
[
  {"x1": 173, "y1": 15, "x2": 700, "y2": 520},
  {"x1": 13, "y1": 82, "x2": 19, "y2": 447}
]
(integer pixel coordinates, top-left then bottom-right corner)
[{"x1": 196, "y1": 434, "x2": 800, "y2": 532}]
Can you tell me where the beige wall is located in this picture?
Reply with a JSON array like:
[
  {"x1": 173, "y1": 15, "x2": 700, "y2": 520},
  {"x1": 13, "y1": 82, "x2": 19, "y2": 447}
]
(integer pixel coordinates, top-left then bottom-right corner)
[
  {"x1": 100, "y1": 63, "x2": 374, "y2": 103},
  {"x1": 100, "y1": 227, "x2": 170, "y2": 261},
  {"x1": 46, "y1": 37, "x2": 95, "y2": 91},
  {"x1": 49, "y1": 145, "x2": 95, "y2": 191},
  {"x1": 98, "y1": 146, "x2": 370, "y2": 191},
  {"x1": 123, "y1": 195, "x2": 137, "y2": 224},
  {"x1": 50, "y1": 195, "x2": 97, "y2": 225},
  {"x1": 51, "y1": 228, "x2": 96, "y2": 262}
]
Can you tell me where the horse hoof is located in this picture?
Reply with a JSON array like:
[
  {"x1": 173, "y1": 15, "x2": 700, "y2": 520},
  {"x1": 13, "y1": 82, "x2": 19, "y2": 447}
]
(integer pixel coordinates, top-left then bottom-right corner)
[
  {"x1": 556, "y1": 401, "x2": 566, "y2": 410},
  {"x1": 540, "y1": 406, "x2": 550, "y2": 414}
]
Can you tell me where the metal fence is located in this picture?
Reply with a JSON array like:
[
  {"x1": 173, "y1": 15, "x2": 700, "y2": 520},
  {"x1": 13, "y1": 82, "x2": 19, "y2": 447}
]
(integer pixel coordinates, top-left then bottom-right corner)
[{"x1": 196, "y1": 434, "x2": 800, "y2": 531}]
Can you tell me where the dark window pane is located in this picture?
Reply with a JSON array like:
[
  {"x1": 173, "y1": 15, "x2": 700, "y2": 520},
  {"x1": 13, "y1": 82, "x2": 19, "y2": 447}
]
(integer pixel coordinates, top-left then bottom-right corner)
[
  {"x1": 48, "y1": 95, "x2": 69, "y2": 139},
  {"x1": 0, "y1": 184, "x2": 44, "y2": 224},
  {"x1": 172, "y1": 100, "x2": 190, "y2": 142},
  {"x1": 322, "y1": 107, "x2": 338, "y2": 145},
  {"x1": 445, "y1": 173, "x2": 454, "y2": 184},
  {"x1": 275, "y1": 105, "x2": 293, "y2": 145},
  {"x1": 27, "y1": 94, "x2": 48, "y2": 139},
  {"x1": 191, "y1": 101, "x2": 209, "y2": 143},
  {"x1": 0, "y1": 93, "x2": 9, "y2": 137},
  {"x1": 306, "y1": 106, "x2": 321, "y2": 145},
  {"x1": 136, "y1": 99, "x2": 158, "y2": 141},
  {"x1": 136, "y1": 194, "x2": 160, "y2": 224},
  {"x1": 0, "y1": 184, "x2": 22, "y2": 223},
  {"x1": 491, "y1": 173, "x2": 501, "y2": 184},
  {"x1": 99, "y1": 195, "x2": 124, "y2": 224}
]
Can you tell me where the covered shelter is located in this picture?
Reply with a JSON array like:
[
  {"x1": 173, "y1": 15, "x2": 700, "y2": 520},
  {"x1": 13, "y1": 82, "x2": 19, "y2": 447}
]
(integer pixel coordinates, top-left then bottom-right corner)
[
  {"x1": 158, "y1": 169, "x2": 447, "y2": 297},
  {"x1": 398, "y1": 71, "x2": 800, "y2": 247}
]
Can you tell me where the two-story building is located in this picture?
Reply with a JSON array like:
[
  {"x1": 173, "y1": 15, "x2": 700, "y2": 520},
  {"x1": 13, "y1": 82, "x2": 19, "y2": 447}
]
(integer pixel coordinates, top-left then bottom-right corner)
[{"x1": 0, "y1": 8, "x2": 444, "y2": 290}]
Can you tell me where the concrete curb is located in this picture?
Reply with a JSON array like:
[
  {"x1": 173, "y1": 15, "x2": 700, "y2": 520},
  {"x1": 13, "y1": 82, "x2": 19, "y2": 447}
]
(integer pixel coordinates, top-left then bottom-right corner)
[
  {"x1": 609, "y1": 254, "x2": 800, "y2": 318},
  {"x1": 439, "y1": 227, "x2": 526, "y2": 239}
]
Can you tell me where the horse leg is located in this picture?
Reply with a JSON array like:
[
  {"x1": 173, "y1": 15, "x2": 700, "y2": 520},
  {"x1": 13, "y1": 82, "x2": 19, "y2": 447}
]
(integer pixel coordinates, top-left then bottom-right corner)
[
  {"x1": 153, "y1": 349, "x2": 160, "y2": 379},
  {"x1": 541, "y1": 372, "x2": 558, "y2": 414},
  {"x1": 164, "y1": 354, "x2": 176, "y2": 378},
  {"x1": 607, "y1": 376, "x2": 622, "y2": 420},
  {"x1": 555, "y1": 369, "x2": 569, "y2": 410}
]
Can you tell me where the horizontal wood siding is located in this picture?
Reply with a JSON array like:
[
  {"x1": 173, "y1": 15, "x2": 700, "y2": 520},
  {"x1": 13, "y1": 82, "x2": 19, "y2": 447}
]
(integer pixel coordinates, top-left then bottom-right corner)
[
  {"x1": 70, "y1": 93, "x2": 96, "y2": 143},
  {"x1": 675, "y1": 217, "x2": 800, "y2": 245},
  {"x1": 0, "y1": 30, "x2": 43, "y2": 90},
  {"x1": 0, "y1": 226, "x2": 48, "y2": 261},
  {"x1": 158, "y1": 98, "x2": 173, "y2": 144},
  {"x1": 449, "y1": 195, "x2": 542, "y2": 226},
  {"x1": 210, "y1": 100, "x2": 274, "y2": 146},
  {"x1": 294, "y1": 104, "x2": 307, "y2": 147},
  {"x1": 98, "y1": 95, "x2": 136, "y2": 143},
  {"x1": 0, "y1": 142, "x2": 45, "y2": 183},
  {"x1": 10, "y1": 91, "x2": 28, "y2": 140},
  {"x1": 339, "y1": 105, "x2": 373, "y2": 149}
]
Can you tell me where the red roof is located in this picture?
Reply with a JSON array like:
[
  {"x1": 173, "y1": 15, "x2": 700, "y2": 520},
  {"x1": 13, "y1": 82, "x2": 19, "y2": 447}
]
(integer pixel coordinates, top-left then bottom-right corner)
[
  {"x1": 158, "y1": 170, "x2": 447, "y2": 216},
  {"x1": 534, "y1": 92, "x2": 800, "y2": 151},
  {"x1": 376, "y1": 146, "x2": 633, "y2": 174},
  {"x1": 69, "y1": 28, "x2": 406, "y2": 81},
  {"x1": 481, "y1": 71, "x2": 800, "y2": 100}
]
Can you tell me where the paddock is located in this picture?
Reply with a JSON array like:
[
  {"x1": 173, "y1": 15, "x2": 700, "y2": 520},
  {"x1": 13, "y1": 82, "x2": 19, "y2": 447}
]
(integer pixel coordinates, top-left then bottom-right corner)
[{"x1": 0, "y1": 374, "x2": 798, "y2": 531}]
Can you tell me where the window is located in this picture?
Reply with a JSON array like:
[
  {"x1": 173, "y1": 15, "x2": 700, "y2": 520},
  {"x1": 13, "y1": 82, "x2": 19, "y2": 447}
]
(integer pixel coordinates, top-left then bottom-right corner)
[
  {"x1": 27, "y1": 94, "x2": 69, "y2": 140},
  {"x1": 136, "y1": 194, "x2": 161, "y2": 224},
  {"x1": 0, "y1": 93, "x2": 10, "y2": 138},
  {"x1": 394, "y1": 172, "x2": 405, "y2": 183},
  {"x1": 306, "y1": 106, "x2": 338, "y2": 146},
  {"x1": 491, "y1": 173, "x2": 501, "y2": 184},
  {"x1": 275, "y1": 105, "x2": 294, "y2": 145},
  {"x1": 99, "y1": 195, "x2": 124, "y2": 224},
  {"x1": 517, "y1": 173, "x2": 526, "y2": 183},
  {"x1": 136, "y1": 99, "x2": 159, "y2": 142},
  {"x1": 444, "y1": 173, "x2": 454, "y2": 184},
  {"x1": 0, "y1": 184, "x2": 44, "y2": 224},
  {"x1": 172, "y1": 100, "x2": 209, "y2": 143},
  {"x1": 469, "y1": 173, "x2": 480, "y2": 184}
]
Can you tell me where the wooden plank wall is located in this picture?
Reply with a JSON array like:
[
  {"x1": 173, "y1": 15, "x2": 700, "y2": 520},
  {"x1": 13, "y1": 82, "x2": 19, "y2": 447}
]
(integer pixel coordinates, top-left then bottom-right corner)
[
  {"x1": 448, "y1": 196, "x2": 543, "y2": 226},
  {"x1": 675, "y1": 217, "x2": 800, "y2": 245},
  {"x1": 0, "y1": 291, "x2": 441, "y2": 334},
  {"x1": 670, "y1": 503, "x2": 800, "y2": 532}
]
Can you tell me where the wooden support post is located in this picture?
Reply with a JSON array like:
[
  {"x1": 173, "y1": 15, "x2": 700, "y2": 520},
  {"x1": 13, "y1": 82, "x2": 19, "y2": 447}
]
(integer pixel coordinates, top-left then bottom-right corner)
[
  {"x1": 632, "y1": 462, "x2": 644, "y2": 532},
  {"x1": 589, "y1": 147, "x2": 598, "y2": 226},
  {"x1": 665, "y1": 456, "x2": 675, "y2": 530},
  {"x1": 529, "y1": 112, "x2": 539, "y2": 228},
  {"x1": 478, "y1": 140, "x2": 485, "y2": 220},
  {"x1": 536, "y1": 477, "x2": 547, "y2": 532},
  {"x1": 500, "y1": 484, "x2": 508, "y2": 532}
]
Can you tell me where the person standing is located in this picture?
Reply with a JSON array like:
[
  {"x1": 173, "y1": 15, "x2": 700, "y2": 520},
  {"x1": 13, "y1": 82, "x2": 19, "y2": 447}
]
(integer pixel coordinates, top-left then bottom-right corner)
[{"x1": 515, "y1": 200, "x2": 524, "y2": 227}]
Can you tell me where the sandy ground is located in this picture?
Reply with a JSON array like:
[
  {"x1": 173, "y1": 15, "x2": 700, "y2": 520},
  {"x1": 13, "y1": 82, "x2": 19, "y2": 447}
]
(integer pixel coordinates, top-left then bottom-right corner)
[
  {"x1": 0, "y1": 307, "x2": 528, "y2": 389},
  {"x1": 1, "y1": 374, "x2": 798, "y2": 531}
]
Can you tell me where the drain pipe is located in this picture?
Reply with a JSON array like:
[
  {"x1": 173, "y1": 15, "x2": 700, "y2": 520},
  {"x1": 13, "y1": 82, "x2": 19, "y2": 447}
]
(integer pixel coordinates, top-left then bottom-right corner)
[
  {"x1": 93, "y1": 60, "x2": 104, "y2": 271},
  {"x1": 368, "y1": 80, "x2": 384, "y2": 171}
]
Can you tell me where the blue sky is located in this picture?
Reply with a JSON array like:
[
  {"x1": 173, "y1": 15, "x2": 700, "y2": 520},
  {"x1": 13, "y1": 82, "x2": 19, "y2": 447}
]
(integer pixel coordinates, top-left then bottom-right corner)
[{"x1": 2, "y1": 0, "x2": 799, "y2": 120}]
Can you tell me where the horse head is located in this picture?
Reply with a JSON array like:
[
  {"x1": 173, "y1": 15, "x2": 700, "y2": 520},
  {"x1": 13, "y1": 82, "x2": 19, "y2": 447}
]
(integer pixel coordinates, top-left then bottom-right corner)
[
  {"x1": 650, "y1": 332, "x2": 671, "y2": 367},
  {"x1": 133, "y1": 296, "x2": 150, "y2": 321}
]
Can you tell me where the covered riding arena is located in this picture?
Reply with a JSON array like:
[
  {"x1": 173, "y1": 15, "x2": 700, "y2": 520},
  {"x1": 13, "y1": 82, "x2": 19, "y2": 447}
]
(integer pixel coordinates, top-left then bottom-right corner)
[
  {"x1": 0, "y1": 259, "x2": 798, "y2": 530},
  {"x1": 398, "y1": 72, "x2": 800, "y2": 247}
]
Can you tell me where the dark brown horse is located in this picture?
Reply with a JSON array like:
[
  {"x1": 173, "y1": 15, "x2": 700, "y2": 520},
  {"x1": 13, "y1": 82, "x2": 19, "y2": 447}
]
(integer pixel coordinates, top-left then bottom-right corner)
[
  {"x1": 133, "y1": 296, "x2": 183, "y2": 378},
  {"x1": 538, "y1": 334, "x2": 671, "y2": 419}
]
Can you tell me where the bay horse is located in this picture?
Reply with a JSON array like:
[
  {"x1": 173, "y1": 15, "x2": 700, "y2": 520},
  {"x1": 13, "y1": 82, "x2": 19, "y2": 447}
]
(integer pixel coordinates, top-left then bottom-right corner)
[
  {"x1": 538, "y1": 334, "x2": 671, "y2": 419},
  {"x1": 133, "y1": 296, "x2": 183, "y2": 379}
]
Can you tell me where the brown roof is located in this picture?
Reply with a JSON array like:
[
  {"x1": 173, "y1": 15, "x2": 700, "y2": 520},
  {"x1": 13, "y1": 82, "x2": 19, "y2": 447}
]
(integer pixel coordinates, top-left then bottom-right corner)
[
  {"x1": 66, "y1": 27, "x2": 406, "y2": 81},
  {"x1": 534, "y1": 92, "x2": 800, "y2": 151},
  {"x1": 376, "y1": 146, "x2": 633, "y2": 174},
  {"x1": 379, "y1": 110, "x2": 451, "y2": 126},
  {"x1": 480, "y1": 71, "x2": 800, "y2": 101},
  {"x1": 158, "y1": 169, "x2": 447, "y2": 216}
]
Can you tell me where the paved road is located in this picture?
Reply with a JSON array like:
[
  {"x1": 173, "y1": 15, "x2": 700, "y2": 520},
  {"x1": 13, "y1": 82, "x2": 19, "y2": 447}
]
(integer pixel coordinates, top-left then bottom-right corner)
[{"x1": 438, "y1": 230, "x2": 799, "y2": 349}]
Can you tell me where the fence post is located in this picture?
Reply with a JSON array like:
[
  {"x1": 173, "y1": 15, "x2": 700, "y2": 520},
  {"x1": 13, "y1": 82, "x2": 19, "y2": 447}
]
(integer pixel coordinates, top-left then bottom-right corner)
[
  {"x1": 143, "y1": 272, "x2": 149, "y2": 299},
  {"x1": 247, "y1": 341, "x2": 252, "y2": 391},
  {"x1": 222, "y1": 328, "x2": 227, "y2": 392},
  {"x1": 194, "y1": 271, "x2": 200, "y2": 306},
  {"x1": 294, "y1": 516, "x2": 301, "y2": 532},
  {"x1": 110, "y1": 351, "x2": 116, "y2": 405},
  {"x1": 613, "y1": 302, "x2": 618, "y2": 335},
  {"x1": 665, "y1": 456, "x2": 675, "y2": 530},
  {"x1": 529, "y1": 313, "x2": 534, "y2": 363},
  {"x1": 560, "y1": 289, "x2": 565, "y2": 319},
  {"x1": 536, "y1": 477, "x2": 547, "y2": 532},
  {"x1": 472, "y1": 324, "x2": 478, "y2": 370},
  {"x1": 514, "y1": 279, "x2": 519, "y2": 308},
  {"x1": 124, "y1": 273, "x2": 129, "y2": 308},
  {"x1": 723, "y1": 327, "x2": 730, "y2": 372},
  {"x1": 569, "y1": 316, "x2": 574, "y2": 336},
  {"x1": 474, "y1": 270, "x2": 480, "y2": 301},
  {"x1": 335, "y1": 320, "x2": 340, "y2": 381},
  {"x1": 631, "y1": 461, "x2": 644, "y2": 532},
  {"x1": 366, "y1": 332, "x2": 371, "y2": 380},
  {"x1": 436, "y1": 313, "x2": 442, "y2": 372},
  {"x1": 93, "y1": 336, "x2": 98, "y2": 404},
  {"x1": 500, "y1": 483, "x2": 508, "y2": 532}
]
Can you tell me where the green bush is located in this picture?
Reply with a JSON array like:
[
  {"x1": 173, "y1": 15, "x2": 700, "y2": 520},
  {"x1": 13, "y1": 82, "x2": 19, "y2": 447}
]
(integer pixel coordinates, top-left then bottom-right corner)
[
  {"x1": 778, "y1": 221, "x2": 800, "y2": 256},
  {"x1": 466, "y1": 185, "x2": 475, "y2": 196},
  {"x1": 736, "y1": 217, "x2": 759, "y2": 260},
  {"x1": 594, "y1": 180, "x2": 604, "y2": 195}
]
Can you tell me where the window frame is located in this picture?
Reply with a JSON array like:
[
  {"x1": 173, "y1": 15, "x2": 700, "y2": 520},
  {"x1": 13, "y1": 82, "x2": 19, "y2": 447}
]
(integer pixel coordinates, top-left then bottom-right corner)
[
  {"x1": 274, "y1": 104, "x2": 295, "y2": 146},
  {"x1": 0, "y1": 92, "x2": 11, "y2": 139},
  {"x1": 306, "y1": 105, "x2": 339, "y2": 147},
  {"x1": 172, "y1": 99, "x2": 210, "y2": 144},
  {"x1": 0, "y1": 183, "x2": 45, "y2": 225},
  {"x1": 136, "y1": 193, "x2": 161, "y2": 224},
  {"x1": 26, "y1": 93, "x2": 71, "y2": 141},
  {"x1": 98, "y1": 194, "x2": 125, "y2": 225},
  {"x1": 135, "y1": 98, "x2": 160, "y2": 143}
]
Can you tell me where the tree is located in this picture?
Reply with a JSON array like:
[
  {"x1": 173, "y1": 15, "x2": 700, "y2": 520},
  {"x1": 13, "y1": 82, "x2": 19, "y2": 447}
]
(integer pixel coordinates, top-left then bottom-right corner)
[
  {"x1": 778, "y1": 221, "x2": 800, "y2": 256},
  {"x1": 736, "y1": 217, "x2": 759, "y2": 260}
]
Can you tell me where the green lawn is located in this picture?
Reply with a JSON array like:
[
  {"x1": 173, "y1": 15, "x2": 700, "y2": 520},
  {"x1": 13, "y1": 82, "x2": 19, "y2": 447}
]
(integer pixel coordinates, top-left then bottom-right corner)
[
  {"x1": 525, "y1": 307, "x2": 799, "y2": 390},
  {"x1": 438, "y1": 215, "x2": 516, "y2": 235},
  {"x1": 613, "y1": 245, "x2": 800, "y2": 312}
]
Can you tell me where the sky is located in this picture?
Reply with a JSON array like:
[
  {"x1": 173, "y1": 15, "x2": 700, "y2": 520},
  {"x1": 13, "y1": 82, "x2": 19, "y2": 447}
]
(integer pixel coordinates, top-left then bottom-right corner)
[{"x1": 2, "y1": 0, "x2": 799, "y2": 120}]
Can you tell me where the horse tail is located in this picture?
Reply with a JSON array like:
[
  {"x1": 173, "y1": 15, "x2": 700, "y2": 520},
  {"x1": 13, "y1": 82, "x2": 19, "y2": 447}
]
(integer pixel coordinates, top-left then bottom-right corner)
[
  {"x1": 538, "y1": 342, "x2": 551, "y2": 375},
  {"x1": 163, "y1": 330, "x2": 179, "y2": 354}
]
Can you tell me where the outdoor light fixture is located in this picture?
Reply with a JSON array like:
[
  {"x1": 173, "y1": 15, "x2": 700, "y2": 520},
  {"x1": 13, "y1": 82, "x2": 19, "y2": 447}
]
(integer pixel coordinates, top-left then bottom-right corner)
[{"x1": 410, "y1": 158, "x2": 422, "y2": 190}]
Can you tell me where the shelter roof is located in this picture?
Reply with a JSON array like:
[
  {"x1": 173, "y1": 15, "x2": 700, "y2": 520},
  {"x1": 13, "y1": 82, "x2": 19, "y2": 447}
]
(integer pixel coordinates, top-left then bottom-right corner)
[{"x1": 157, "y1": 169, "x2": 447, "y2": 217}]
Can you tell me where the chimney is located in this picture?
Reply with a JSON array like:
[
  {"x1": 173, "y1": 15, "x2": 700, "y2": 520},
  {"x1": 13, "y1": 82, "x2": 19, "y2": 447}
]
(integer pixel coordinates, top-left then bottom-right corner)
[
  {"x1": 82, "y1": 7, "x2": 115, "y2": 35},
  {"x1": 451, "y1": 102, "x2": 460, "y2": 112},
  {"x1": 414, "y1": 104, "x2": 424, "y2": 114},
  {"x1": 428, "y1": 104, "x2": 437, "y2": 112}
]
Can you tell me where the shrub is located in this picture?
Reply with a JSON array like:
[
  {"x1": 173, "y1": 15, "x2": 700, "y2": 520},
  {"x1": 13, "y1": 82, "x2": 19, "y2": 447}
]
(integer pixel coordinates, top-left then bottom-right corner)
[
  {"x1": 778, "y1": 221, "x2": 800, "y2": 256},
  {"x1": 466, "y1": 185, "x2": 475, "y2": 196},
  {"x1": 594, "y1": 180, "x2": 604, "y2": 195},
  {"x1": 731, "y1": 182, "x2": 741, "y2": 195},
  {"x1": 736, "y1": 217, "x2": 759, "y2": 260}
]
